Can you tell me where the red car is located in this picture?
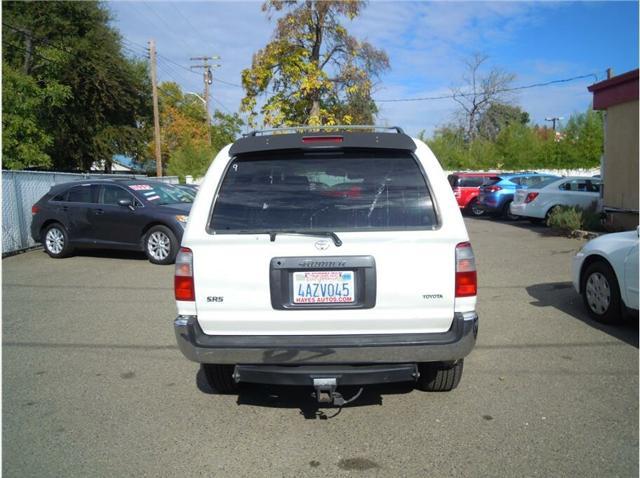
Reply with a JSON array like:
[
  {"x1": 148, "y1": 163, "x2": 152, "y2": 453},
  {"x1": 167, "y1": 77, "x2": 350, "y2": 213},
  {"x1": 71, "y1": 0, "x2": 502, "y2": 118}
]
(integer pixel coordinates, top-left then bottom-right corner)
[{"x1": 448, "y1": 172, "x2": 501, "y2": 216}]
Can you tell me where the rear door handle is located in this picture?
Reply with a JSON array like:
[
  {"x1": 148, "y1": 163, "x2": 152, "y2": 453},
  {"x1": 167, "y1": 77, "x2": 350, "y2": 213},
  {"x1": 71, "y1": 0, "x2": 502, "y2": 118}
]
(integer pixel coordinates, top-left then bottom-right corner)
[
  {"x1": 94, "y1": 208, "x2": 105, "y2": 215},
  {"x1": 61, "y1": 206, "x2": 69, "y2": 212}
]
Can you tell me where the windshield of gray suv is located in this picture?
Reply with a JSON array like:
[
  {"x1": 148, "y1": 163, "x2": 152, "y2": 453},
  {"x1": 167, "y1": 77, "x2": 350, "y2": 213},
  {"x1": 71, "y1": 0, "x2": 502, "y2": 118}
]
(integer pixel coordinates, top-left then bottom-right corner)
[
  {"x1": 128, "y1": 183, "x2": 193, "y2": 205},
  {"x1": 210, "y1": 151, "x2": 437, "y2": 232}
]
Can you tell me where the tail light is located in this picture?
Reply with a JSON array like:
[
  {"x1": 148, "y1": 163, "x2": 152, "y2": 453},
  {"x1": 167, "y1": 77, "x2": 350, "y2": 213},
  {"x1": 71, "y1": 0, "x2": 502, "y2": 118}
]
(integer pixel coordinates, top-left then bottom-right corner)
[
  {"x1": 453, "y1": 187, "x2": 461, "y2": 197},
  {"x1": 485, "y1": 186, "x2": 502, "y2": 193},
  {"x1": 524, "y1": 192, "x2": 539, "y2": 203},
  {"x1": 455, "y1": 242, "x2": 477, "y2": 297},
  {"x1": 302, "y1": 136, "x2": 343, "y2": 144},
  {"x1": 31, "y1": 205, "x2": 41, "y2": 215},
  {"x1": 175, "y1": 247, "x2": 195, "y2": 301}
]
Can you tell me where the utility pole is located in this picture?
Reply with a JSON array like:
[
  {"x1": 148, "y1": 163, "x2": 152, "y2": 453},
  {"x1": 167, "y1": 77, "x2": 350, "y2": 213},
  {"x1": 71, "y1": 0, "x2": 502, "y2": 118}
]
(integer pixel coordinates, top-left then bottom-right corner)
[
  {"x1": 149, "y1": 40, "x2": 163, "y2": 177},
  {"x1": 190, "y1": 56, "x2": 220, "y2": 146},
  {"x1": 545, "y1": 116, "x2": 563, "y2": 131}
]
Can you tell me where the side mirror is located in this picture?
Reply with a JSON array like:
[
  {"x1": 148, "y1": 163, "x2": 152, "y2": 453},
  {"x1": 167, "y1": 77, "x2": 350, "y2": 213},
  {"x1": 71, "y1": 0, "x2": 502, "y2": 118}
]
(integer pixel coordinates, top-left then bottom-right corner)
[{"x1": 118, "y1": 199, "x2": 135, "y2": 210}]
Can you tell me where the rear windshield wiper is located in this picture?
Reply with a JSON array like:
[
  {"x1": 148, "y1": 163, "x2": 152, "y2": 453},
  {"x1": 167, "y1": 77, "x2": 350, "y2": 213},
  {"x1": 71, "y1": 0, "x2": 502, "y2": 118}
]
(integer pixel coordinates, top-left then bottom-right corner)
[{"x1": 269, "y1": 230, "x2": 343, "y2": 247}]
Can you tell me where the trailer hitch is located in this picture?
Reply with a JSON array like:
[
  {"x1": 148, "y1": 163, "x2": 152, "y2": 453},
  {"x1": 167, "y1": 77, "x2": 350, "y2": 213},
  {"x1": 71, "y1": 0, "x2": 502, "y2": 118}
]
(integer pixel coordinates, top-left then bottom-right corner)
[{"x1": 312, "y1": 378, "x2": 363, "y2": 406}]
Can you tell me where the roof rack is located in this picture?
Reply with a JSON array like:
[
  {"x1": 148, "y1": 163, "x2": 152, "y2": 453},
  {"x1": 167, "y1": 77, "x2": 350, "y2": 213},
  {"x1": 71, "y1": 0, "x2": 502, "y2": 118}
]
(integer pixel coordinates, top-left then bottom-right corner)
[{"x1": 244, "y1": 125, "x2": 406, "y2": 137}]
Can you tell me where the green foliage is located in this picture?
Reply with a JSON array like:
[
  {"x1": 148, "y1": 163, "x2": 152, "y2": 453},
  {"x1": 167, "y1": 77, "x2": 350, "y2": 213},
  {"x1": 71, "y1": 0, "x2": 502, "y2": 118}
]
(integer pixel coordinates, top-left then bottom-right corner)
[
  {"x1": 152, "y1": 81, "x2": 243, "y2": 178},
  {"x1": 210, "y1": 111, "x2": 244, "y2": 154},
  {"x1": 166, "y1": 140, "x2": 214, "y2": 183},
  {"x1": 426, "y1": 106, "x2": 603, "y2": 171},
  {"x1": 241, "y1": 0, "x2": 389, "y2": 127},
  {"x1": 2, "y1": 63, "x2": 71, "y2": 168},
  {"x1": 3, "y1": 1, "x2": 152, "y2": 171},
  {"x1": 557, "y1": 109, "x2": 604, "y2": 168},
  {"x1": 548, "y1": 206, "x2": 583, "y2": 232},
  {"x1": 476, "y1": 103, "x2": 529, "y2": 141},
  {"x1": 548, "y1": 202, "x2": 603, "y2": 233}
]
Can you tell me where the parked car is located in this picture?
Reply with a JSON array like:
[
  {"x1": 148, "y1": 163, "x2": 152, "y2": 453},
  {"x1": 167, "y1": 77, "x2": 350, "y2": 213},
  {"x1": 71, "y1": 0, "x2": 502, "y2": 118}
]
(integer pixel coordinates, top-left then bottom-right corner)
[
  {"x1": 174, "y1": 126, "x2": 479, "y2": 404},
  {"x1": 448, "y1": 172, "x2": 501, "y2": 216},
  {"x1": 510, "y1": 176, "x2": 602, "y2": 225},
  {"x1": 31, "y1": 179, "x2": 194, "y2": 264},
  {"x1": 477, "y1": 172, "x2": 561, "y2": 219},
  {"x1": 572, "y1": 228, "x2": 639, "y2": 323}
]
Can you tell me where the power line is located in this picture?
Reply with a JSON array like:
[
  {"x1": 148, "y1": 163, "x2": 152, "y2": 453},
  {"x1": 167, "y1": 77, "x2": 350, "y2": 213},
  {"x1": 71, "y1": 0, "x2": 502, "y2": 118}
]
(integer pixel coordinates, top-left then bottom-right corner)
[
  {"x1": 211, "y1": 96, "x2": 234, "y2": 115},
  {"x1": 214, "y1": 77, "x2": 243, "y2": 88},
  {"x1": 375, "y1": 73, "x2": 601, "y2": 103},
  {"x1": 2, "y1": 38, "x2": 56, "y2": 64},
  {"x1": 139, "y1": 2, "x2": 192, "y2": 54},
  {"x1": 171, "y1": 3, "x2": 199, "y2": 32}
]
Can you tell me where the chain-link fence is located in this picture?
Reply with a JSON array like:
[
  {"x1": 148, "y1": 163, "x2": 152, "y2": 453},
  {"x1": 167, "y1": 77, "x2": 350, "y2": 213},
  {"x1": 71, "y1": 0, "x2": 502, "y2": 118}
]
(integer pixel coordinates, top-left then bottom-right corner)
[{"x1": 2, "y1": 171, "x2": 179, "y2": 255}]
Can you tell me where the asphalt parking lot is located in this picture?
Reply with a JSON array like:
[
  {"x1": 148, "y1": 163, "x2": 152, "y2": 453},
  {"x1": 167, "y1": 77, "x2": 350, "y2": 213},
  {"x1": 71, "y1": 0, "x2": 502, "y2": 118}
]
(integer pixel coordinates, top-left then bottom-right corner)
[{"x1": 3, "y1": 217, "x2": 638, "y2": 477}]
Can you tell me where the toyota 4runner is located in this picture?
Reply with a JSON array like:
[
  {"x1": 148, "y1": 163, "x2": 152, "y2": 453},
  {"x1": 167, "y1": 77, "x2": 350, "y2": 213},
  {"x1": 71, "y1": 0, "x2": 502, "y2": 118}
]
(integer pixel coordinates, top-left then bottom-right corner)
[{"x1": 174, "y1": 126, "x2": 478, "y2": 405}]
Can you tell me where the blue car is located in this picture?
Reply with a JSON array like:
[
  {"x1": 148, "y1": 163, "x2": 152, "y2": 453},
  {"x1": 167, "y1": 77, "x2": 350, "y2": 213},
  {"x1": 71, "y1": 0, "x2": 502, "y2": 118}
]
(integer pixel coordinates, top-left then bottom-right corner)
[{"x1": 477, "y1": 172, "x2": 561, "y2": 219}]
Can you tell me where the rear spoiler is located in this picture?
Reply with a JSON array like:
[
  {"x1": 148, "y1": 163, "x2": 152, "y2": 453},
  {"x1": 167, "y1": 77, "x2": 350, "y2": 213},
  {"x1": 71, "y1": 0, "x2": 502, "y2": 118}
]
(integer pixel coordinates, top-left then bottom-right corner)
[{"x1": 229, "y1": 125, "x2": 417, "y2": 156}]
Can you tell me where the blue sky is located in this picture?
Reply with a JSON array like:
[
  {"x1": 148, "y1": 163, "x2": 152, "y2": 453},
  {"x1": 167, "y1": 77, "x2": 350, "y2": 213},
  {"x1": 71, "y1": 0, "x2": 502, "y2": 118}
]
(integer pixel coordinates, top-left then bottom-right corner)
[{"x1": 108, "y1": 1, "x2": 639, "y2": 137}]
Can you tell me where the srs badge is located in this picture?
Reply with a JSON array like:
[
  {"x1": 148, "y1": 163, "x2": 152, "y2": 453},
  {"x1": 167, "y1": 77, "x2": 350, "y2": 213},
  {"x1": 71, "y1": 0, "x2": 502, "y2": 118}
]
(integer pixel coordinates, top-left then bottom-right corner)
[{"x1": 314, "y1": 240, "x2": 330, "y2": 251}]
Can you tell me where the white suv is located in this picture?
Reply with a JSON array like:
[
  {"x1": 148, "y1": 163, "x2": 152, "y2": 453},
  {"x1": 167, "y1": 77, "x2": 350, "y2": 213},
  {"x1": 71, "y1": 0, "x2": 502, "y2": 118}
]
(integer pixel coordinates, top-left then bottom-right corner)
[{"x1": 174, "y1": 126, "x2": 478, "y2": 404}]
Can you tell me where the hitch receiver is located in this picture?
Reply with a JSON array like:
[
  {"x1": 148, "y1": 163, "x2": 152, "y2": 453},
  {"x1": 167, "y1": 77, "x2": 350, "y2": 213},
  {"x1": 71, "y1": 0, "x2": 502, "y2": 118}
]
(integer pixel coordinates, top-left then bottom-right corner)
[{"x1": 312, "y1": 378, "x2": 340, "y2": 404}]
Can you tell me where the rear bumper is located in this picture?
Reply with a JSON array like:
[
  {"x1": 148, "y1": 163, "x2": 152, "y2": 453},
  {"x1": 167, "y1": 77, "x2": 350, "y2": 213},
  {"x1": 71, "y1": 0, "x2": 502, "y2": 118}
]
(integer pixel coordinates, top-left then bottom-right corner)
[
  {"x1": 234, "y1": 363, "x2": 419, "y2": 386},
  {"x1": 509, "y1": 202, "x2": 528, "y2": 216},
  {"x1": 477, "y1": 199, "x2": 502, "y2": 212},
  {"x1": 174, "y1": 312, "x2": 478, "y2": 364}
]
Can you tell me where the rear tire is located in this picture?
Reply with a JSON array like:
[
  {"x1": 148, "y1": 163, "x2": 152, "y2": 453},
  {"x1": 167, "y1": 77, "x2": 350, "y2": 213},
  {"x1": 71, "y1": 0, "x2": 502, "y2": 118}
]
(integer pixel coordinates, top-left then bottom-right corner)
[
  {"x1": 416, "y1": 360, "x2": 464, "y2": 392},
  {"x1": 581, "y1": 260, "x2": 623, "y2": 324},
  {"x1": 42, "y1": 223, "x2": 73, "y2": 258},
  {"x1": 544, "y1": 206, "x2": 558, "y2": 227},
  {"x1": 202, "y1": 364, "x2": 238, "y2": 394},
  {"x1": 466, "y1": 198, "x2": 484, "y2": 217}
]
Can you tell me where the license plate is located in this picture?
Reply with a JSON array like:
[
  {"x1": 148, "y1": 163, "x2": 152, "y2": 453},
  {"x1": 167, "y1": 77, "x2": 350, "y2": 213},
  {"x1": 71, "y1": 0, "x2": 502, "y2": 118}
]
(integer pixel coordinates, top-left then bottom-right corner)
[{"x1": 293, "y1": 270, "x2": 355, "y2": 304}]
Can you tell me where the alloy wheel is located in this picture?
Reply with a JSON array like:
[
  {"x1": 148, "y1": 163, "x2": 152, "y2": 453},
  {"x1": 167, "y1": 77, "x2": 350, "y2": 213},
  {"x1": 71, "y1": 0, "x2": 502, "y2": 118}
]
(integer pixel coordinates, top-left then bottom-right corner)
[
  {"x1": 147, "y1": 231, "x2": 171, "y2": 261},
  {"x1": 45, "y1": 228, "x2": 64, "y2": 254}
]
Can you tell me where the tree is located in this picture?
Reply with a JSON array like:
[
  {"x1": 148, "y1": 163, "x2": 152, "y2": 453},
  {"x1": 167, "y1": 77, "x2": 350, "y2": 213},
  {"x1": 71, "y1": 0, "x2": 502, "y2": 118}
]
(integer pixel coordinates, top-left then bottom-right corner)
[
  {"x1": 154, "y1": 82, "x2": 243, "y2": 179},
  {"x1": 451, "y1": 53, "x2": 516, "y2": 142},
  {"x1": 476, "y1": 103, "x2": 529, "y2": 142},
  {"x1": 210, "y1": 110, "x2": 244, "y2": 153},
  {"x1": 2, "y1": 62, "x2": 71, "y2": 169},
  {"x1": 241, "y1": 0, "x2": 389, "y2": 127},
  {"x1": 2, "y1": 1, "x2": 152, "y2": 171},
  {"x1": 558, "y1": 108, "x2": 604, "y2": 168}
]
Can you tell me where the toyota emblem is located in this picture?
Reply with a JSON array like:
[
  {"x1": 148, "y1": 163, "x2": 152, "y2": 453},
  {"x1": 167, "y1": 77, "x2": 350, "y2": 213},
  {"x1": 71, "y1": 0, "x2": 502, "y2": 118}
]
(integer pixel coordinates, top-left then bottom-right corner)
[{"x1": 314, "y1": 240, "x2": 330, "y2": 250}]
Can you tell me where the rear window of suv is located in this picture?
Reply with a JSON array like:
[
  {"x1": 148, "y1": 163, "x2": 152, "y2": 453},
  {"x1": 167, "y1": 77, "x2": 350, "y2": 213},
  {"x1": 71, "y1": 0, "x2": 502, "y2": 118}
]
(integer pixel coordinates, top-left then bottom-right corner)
[{"x1": 210, "y1": 151, "x2": 438, "y2": 232}]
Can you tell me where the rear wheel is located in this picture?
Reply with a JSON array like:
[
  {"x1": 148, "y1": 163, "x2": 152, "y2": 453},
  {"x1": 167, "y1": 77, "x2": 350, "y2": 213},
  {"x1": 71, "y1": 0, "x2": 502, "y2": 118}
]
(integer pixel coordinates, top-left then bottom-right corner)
[
  {"x1": 544, "y1": 206, "x2": 558, "y2": 227},
  {"x1": 581, "y1": 260, "x2": 622, "y2": 324},
  {"x1": 416, "y1": 360, "x2": 464, "y2": 392},
  {"x1": 202, "y1": 364, "x2": 238, "y2": 393},
  {"x1": 42, "y1": 223, "x2": 73, "y2": 258},
  {"x1": 466, "y1": 198, "x2": 484, "y2": 217}
]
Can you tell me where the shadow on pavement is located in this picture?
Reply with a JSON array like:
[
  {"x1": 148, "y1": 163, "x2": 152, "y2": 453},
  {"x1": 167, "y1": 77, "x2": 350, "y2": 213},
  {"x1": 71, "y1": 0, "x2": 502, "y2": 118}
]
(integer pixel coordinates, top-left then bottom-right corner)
[
  {"x1": 196, "y1": 367, "x2": 414, "y2": 419},
  {"x1": 63, "y1": 249, "x2": 148, "y2": 261},
  {"x1": 526, "y1": 281, "x2": 638, "y2": 348},
  {"x1": 467, "y1": 216, "x2": 575, "y2": 239}
]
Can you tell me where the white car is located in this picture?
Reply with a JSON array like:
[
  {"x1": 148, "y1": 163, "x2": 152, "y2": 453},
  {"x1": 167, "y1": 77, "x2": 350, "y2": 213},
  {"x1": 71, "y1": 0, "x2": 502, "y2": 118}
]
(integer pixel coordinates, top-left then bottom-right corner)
[
  {"x1": 510, "y1": 176, "x2": 602, "y2": 223},
  {"x1": 572, "y1": 229, "x2": 639, "y2": 323},
  {"x1": 173, "y1": 126, "x2": 478, "y2": 404}
]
